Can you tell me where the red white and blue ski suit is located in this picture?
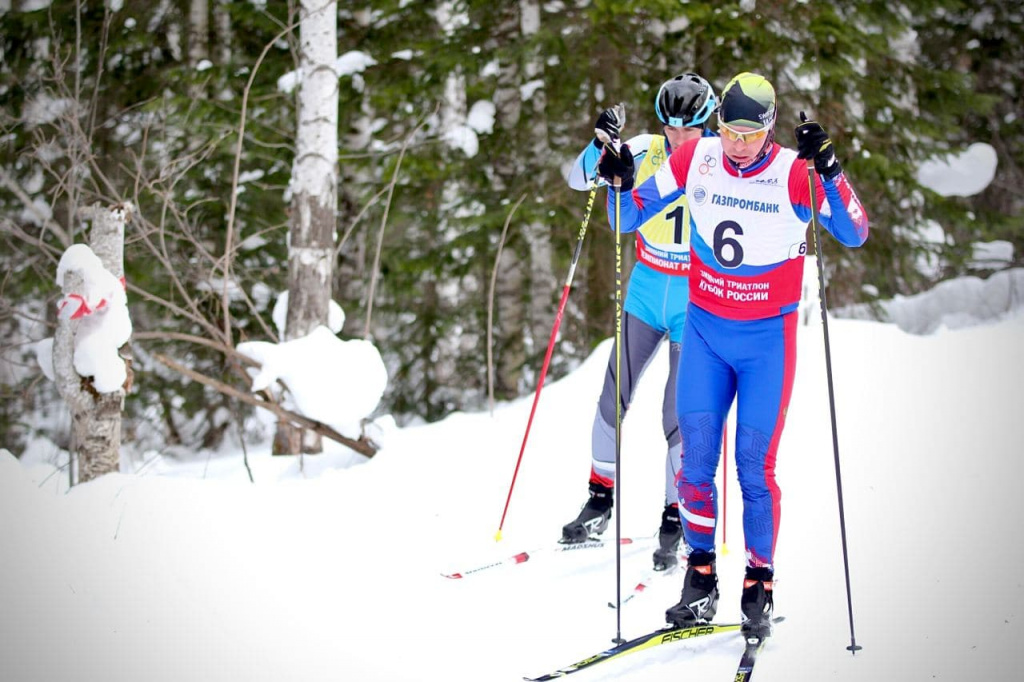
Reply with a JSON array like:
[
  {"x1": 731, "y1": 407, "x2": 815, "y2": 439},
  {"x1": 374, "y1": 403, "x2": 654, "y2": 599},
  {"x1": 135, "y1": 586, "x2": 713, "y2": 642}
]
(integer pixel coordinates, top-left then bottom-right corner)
[{"x1": 607, "y1": 136, "x2": 869, "y2": 569}]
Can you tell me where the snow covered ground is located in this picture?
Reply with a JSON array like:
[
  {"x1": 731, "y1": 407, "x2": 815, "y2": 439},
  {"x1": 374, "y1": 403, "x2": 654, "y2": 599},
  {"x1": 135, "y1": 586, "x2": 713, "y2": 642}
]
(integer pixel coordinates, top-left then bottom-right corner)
[{"x1": 3, "y1": 262, "x2": 1023, "y2": 681}]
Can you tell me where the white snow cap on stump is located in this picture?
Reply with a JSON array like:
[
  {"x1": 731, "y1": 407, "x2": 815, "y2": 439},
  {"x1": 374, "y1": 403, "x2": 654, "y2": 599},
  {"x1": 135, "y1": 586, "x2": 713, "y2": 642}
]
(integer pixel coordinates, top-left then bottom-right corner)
[{"x1": 54, "y1": 244, "x2": 132, "y2": 393}]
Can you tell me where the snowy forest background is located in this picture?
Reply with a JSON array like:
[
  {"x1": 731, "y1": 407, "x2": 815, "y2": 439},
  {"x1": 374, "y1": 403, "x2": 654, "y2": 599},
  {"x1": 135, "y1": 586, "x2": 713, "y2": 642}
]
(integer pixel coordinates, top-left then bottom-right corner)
[{"x1": 1, "y1": 0, "x2": 1022, "y2": 463}]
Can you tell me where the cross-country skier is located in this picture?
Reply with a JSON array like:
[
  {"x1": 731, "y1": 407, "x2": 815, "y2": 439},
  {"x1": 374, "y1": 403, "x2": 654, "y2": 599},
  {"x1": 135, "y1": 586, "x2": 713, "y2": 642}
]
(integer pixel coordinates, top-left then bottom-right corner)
[
  {"x1": 595, "y1": 72, "x2": 869, "y2": 635},
  {"x1": 561, "y1": 73, "x2": 717, "y2": 572}
]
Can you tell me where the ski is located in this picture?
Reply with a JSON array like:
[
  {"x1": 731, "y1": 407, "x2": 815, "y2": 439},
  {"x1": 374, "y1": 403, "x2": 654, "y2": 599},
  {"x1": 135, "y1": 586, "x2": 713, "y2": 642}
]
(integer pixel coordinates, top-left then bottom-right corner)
[
  {"x1": 733, "y1": 631, "x2": 768, "y2": 682},
  {"x1": 607, "y1": 564, "x2": 680, "y2": 609},
  {"x1": 523, "y1": 621, "x2": 743, "y2": 681},
  {"x1": 442, "y1": 537, "x2": 645, "y2": 579},
  {"x1": 733, "y1": 619, "x2": 783, "y2": 682}
]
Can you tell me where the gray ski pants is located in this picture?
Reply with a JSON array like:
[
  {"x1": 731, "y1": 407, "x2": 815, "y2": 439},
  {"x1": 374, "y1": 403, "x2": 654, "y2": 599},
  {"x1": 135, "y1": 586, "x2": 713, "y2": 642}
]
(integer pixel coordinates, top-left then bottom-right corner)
[{"x1": 590, "y1": 312, "x2": 681, "y2": 505}]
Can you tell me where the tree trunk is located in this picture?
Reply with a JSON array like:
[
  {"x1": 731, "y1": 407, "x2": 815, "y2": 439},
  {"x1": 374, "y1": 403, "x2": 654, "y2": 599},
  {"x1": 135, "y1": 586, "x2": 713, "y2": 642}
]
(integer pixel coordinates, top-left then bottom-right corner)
[
  {"x1": 212, "y1": 0, "x2": 235, "y2": 104},
  {"x1": 276, "y1": 0, "x2": 338, "y2": 455},
  {"x1": 582, "y1": 35, "x2": 622, "y2": 350},
  {"x1": 491, "y1": 6, "x2": 525, "y2": 398},
  {"x1": 519, "y1": 0, "x2": 556, "y2": 367},
  {"x1": 495, "y1": 243, "x2": 526, "y2": 396},
  {"x1": 335, "y1": 6, "x2": 373, "y2": 338},
  {"x1": 188, "y1": 0, "x2": 209, "y2": 65},
  {"x1": 53, "y1": 204, "x2": 131, "y2": 484},
  {"x1": 188, "y1": 0, "x2": 209, "y2": 101},
  {"x1": 432, "y1": 1, "x2": 472, "y2": 392}
]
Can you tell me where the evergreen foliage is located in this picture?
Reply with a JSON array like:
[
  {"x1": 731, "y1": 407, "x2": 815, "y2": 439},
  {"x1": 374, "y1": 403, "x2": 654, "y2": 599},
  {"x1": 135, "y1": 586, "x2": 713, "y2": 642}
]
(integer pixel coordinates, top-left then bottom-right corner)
[{"x1": 0, "y1": 1, "x2": 1018, "y2": 452}]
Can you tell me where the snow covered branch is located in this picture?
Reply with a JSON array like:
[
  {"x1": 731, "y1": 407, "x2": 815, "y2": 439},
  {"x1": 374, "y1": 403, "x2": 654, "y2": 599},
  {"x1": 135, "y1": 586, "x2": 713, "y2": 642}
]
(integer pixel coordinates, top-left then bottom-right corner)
[{"x1": 152, "y1": 351, "x2": 378, "y2": 458}]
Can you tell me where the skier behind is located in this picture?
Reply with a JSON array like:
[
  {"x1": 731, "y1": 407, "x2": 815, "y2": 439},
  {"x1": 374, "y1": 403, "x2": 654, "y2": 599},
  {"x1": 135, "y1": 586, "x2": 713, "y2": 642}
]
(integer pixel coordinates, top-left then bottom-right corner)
[
  {"x1": 595, "y1": 72, "x2": 869, "y2": 635},
  {"x1": 561, "y1": 73, "x2": 717, "y2": 572}
]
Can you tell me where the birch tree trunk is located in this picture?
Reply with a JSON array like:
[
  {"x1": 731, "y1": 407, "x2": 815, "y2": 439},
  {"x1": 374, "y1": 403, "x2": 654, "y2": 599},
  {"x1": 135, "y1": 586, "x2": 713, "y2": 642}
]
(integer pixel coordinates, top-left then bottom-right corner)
[
  {"x1": 275, "y1": 0, "x2": 338, "y2": 455},
  {"x1": 53, "y1": 204, "x2": 131, "y2": 484}
]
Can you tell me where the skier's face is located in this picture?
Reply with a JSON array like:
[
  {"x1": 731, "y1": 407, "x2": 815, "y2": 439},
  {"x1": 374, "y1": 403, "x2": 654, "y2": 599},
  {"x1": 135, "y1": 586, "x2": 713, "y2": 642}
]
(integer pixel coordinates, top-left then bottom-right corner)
[
  {"x1": 719, "y1": 122, "x2": 771, "y2": 167},
  {"x1": 663, "y1": 124, "x2": 703, "y2": 152}
]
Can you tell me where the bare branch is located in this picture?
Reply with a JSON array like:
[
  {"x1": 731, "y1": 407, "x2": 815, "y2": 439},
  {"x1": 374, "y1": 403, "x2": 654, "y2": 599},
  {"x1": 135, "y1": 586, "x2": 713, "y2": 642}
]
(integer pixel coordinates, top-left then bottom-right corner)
[
  {"x1": 221, "y1": 15, "x2": 302, "y2": 343},
  {"x1": 0, "y1": 168, "x2": 72, "y2": 247},
  {"x1": 125, "y1": 282, "x2": 227, "y2": 344},
  {"x1": 335, "y1": 184, "x2": 389, "y2": 258},
  {"x1": 152, "y1": 352, "x2": 377, "y2": 458},
  {"x1": 0, "y1": 217, "x2": 65, "y2": 263},
  {"x1": 132, "y1": 331, "x2": 259, "y2": 367}
]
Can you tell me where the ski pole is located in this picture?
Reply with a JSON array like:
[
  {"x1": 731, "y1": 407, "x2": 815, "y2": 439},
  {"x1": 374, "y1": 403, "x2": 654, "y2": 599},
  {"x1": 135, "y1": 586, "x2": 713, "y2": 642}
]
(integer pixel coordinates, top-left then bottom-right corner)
[
  {"x1": 611, "y1": 170, "x2": 625, "y2": 644},
  {"x1": 591, "y1": 129, "x2": 628, "y2": 641},
  {"x1": 495, "y1": 189, "x2": 598, "y2": 541},
  {"x1": 806, "y1": 160, "x2": 862, "y2": 654},
  {"x1": 607, "y1": 560, "x2": 680, "y2": 609},
  {"x1": 444, "y1": 536, "x2": 641, "y2": 579}
]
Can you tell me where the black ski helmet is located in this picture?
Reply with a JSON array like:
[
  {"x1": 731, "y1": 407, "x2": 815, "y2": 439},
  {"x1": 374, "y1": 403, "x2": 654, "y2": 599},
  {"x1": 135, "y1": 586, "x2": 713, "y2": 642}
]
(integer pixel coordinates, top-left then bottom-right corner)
[{"x1": 654, "y1": 73, "x2": 717, "y2": 128}]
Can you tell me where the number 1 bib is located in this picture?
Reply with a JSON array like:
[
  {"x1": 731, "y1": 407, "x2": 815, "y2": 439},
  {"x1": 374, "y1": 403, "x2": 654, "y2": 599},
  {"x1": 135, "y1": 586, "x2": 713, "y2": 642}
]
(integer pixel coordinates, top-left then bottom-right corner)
[{"x1": 633, "y1": 136, "x2": 691, "y2": 276}]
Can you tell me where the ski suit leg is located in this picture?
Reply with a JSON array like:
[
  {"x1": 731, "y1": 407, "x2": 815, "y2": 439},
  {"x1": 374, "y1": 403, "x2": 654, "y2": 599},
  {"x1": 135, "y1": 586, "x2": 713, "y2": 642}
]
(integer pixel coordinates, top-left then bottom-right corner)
[
  {"x1": 674, "y1": 306, "x2": 736, "y2": 553},
  {"x1": 732, "y1": 311, "x2": 798, "y2": 569},
  {"x1": 661, "y1": 341, "x2": 681, "y2": 505},
  {"x1": 589, "y1": 312, "x2": 666, "y2": 487},
  {"x1": 660, "y1": 269, "x2": 688, "y2": 505}
]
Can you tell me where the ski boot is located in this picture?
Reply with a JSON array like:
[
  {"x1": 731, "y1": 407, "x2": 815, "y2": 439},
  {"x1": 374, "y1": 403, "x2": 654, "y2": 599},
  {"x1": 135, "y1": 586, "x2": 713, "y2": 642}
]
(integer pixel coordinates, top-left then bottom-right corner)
[
  {"x1": 652, "y1": 504, "x2": 682, "y2": 571},
  {"x1": 560, "y1": 481, "x2": 613, "y2": 543},
  {"x1": 665, "y1": 550, "x2": 719, "y2": 626},
  {"x1": 740, "y1": 566, "x2": 775, "y2": 637}
]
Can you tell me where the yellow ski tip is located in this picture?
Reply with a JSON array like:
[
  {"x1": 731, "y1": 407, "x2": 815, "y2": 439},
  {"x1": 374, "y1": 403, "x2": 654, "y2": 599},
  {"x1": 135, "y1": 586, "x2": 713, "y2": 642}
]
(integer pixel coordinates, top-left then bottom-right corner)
[
  {"x1": 494, "y1": 529, "x2": 503, "y2": 542},
  {"x1": 720, "y1": 543, "x2": 730, "y2": 556}
]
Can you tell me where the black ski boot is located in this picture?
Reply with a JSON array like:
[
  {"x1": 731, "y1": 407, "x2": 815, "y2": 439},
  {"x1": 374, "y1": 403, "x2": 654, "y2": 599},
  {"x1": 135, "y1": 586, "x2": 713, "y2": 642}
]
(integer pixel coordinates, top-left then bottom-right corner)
[
  {"x1": 560, "y1": 481, "x2": 613, "y2": 543},
  {"x1": 665, "y1": 550, "x2": 719, "y2": 626},
  {"x1": 740, "y1": 566, "x2": 774, "y2": 637},
  {"x1": 652, "y1": 504, "x2": 682, "y2": 571}
]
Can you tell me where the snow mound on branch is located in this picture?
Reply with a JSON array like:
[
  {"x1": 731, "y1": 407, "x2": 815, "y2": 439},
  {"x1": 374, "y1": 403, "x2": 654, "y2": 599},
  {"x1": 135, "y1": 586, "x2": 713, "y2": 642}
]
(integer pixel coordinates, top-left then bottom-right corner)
[{"x1": 238, "y1": 326, "x2": 386, "y2": 437}]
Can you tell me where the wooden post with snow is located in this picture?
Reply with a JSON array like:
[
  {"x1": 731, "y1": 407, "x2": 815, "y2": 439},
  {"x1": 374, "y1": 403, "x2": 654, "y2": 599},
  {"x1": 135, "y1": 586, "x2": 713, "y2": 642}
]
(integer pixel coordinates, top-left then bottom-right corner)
[{"x1": 53, "y1": 203, "x2": 133, "y2": 483}]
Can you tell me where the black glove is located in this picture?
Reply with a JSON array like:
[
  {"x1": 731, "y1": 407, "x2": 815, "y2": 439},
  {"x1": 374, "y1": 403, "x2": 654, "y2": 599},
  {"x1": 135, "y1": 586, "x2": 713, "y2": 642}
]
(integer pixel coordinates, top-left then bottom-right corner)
[
  {"x1": 592, "y1": 103, "x2": 626, "y2": 149},
  {"x1": 795, "y1": 111, "x2": 842, "y2": 180},
  {"x1": 597, "y1": 143, "x2": 634, "y2": 191}
]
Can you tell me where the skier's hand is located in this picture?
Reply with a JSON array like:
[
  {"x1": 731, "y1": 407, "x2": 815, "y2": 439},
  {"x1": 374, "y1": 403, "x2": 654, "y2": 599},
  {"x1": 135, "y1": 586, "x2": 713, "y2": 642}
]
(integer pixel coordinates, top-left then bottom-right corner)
[
  {"x1": 597, "y1": 143, "x2": 635, "y2": 191},
  {"x1": 795, "y1": 111, "x2": 842, "y2": 180},
  {"x1": 593, "y1": 103, "x2": 626, "y2": 149}
]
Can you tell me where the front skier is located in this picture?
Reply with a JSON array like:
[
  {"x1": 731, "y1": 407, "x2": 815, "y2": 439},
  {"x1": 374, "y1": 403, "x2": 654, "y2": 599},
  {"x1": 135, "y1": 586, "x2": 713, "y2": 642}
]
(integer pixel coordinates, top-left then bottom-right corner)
[{"x1": 595, "y1": 72, "x2": 869, "y2": 635}]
